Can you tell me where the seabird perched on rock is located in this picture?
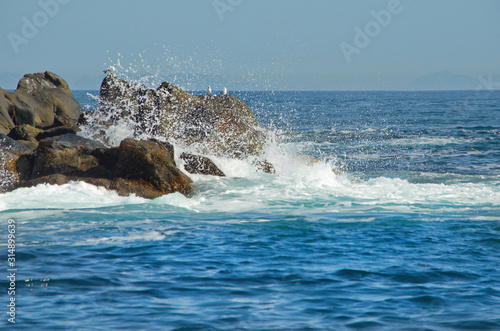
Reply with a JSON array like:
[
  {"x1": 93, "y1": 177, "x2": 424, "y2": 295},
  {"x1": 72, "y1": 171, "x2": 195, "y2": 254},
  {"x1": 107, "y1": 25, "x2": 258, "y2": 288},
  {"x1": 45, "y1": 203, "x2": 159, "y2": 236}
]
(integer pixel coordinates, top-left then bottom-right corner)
[
  {"x1": 221, "y1": 87, "x2": 228, "y2": 95},
  {"x1": 207, "y1": 86, "x2": 212, "y2": 95},
  {"x1": 103, "y1": 66, "x2": 116, "y2": 75}
]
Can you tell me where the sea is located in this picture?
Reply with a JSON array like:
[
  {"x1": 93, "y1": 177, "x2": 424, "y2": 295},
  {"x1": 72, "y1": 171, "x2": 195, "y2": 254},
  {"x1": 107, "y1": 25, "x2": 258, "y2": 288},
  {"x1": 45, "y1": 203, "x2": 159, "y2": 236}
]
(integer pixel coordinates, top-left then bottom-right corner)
[{"x1": 1, "y1": 89, "x2": 499, "y2": 330}]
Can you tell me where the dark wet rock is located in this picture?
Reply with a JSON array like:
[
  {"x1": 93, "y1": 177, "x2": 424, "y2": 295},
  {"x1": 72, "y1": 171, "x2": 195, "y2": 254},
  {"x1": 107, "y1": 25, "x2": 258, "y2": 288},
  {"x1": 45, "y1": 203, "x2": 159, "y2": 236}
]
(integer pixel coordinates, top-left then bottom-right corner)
[
  {"x1": 0, "y1": 134, "x2": 32, "y2": 192},
  {"x1": 20, "y1": 173, "x2": 72, "y2": 187},
  {"x1": 15, "y1": 71, "x2": 81, "y2": 128},
  {"x1": 88, "y1": 75, "x2": 167, "y2": 138},
  {"x1": 0, "y1": 90, "x2": 15, "y2": 135},
  {"x1": 87, "y1": 76, "x2": 271, "y2": 159},
  {"x1": 252, "y1": 160, "x2": 276, "y2": 174},
  {"x1": 115, "y1": 139, "x2": 192, "y2": 196},
  {"x1": 36, "y1": 126, "x2": 79, "y2": 141},
  {"x1": 18, "y1": 175, "x2": 174, "y2": 200},
  {"x1": 15, "y1": 154, "x2": 34, "y2": 181},
  {"x1": 7, "y1": 124, "x2": 43, "y2": 150},
  {"x1": 7, "y1": 124, "x2": 42, "y2": 141},
  {"x1": 12, "y1": 135, "x2": 192, "y2": 199},
  {"x1": 0, "y1": 134, "x2": 32, "y2": 155},
  {"x1": 0, "y1": 72, "x2": 81, "y2": 137},
  {"x1": 180, "y1": 152, "x2": 225, "y2": 177},
  {"x1": 31, "y1": 134, "x2": 104, "y2": 178}
]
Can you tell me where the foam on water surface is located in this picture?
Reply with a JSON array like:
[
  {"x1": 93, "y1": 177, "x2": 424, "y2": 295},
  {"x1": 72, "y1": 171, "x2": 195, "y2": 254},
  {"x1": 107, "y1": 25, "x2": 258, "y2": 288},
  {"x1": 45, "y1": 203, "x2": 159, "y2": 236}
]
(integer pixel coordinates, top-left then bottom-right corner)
[
  {"x1": 2, "y1": 159, "x2": 498, "y2": 217},
  {"x1": 1, "y1": 88, "x2": 499, "y2": 330}
]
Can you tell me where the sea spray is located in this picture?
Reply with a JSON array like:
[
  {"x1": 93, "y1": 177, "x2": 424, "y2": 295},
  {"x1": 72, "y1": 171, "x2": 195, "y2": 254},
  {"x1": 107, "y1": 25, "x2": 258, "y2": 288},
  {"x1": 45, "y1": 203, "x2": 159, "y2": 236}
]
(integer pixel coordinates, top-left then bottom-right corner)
[
  {"x1": 2, "y1": 88, "x2": 500, "y2": 330},
  {"x1": 78, "y1": 72, "x2": 288, "y2": 176}
]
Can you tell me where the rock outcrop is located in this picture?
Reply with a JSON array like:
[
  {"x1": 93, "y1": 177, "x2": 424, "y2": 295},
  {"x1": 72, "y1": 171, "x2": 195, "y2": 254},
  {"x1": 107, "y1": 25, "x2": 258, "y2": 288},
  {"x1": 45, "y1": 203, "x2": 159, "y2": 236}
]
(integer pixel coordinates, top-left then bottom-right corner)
[
  {"x1": 15, "y1": 71, "x2": 81, "y2": 128},
  {"x1": 82, "y1": 75, "x2": 271, "y2": 159},
  {"x1": 0, "y1": 71, "x2": 82, "y2": 149},
  {"x1": 0, "y1": 71, "x2": 282, "y2": 199},
  {"x1": 0, "y1": 134, "x2": 32, "y2": 192},
  {"x1": 17, "y1": 134, "x2": 193, "y2": 199},
  {"x1": 0, "y1": 72, "x2": 194, "y2": 198},
  {"x1": 180, "y1": 153, "x2": 226, "y2": 177}
]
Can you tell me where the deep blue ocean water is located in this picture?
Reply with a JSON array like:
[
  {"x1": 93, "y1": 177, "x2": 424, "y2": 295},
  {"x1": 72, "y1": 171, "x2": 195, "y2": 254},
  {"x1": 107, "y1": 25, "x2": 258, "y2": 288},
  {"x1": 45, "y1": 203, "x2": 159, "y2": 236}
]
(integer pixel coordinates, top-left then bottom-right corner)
[{"x1": 1, "y1": 90, "x2": 499, "y2": 330}]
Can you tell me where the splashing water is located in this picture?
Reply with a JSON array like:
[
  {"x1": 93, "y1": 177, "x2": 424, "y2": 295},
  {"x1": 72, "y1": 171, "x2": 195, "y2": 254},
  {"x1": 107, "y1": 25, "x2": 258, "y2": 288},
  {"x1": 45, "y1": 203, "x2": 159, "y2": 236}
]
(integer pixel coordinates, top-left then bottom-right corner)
[
  {"x1": 1, "y1": 87, "x2": 500, "y2": 330},
  {"x1": 78, "y1": 71, "x2": 284, "y2": 167}
]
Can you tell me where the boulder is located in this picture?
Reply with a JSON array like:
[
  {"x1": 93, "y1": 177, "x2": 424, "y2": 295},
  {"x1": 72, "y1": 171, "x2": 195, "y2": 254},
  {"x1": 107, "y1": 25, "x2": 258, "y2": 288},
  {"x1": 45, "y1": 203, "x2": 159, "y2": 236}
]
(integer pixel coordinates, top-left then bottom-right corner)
[
  {"x1": 115, "y1": 139, "x2": 192, "y2": 196},
  {"x1": 15, "y1": 71, "x2": 81, "y2": 128},
  {"x1": 36, "y1": 126, "x2": 79, "y2": 141},
  {"x1": 0, "y1": 72, "x2": 81, "y2": 136},
  {"x1": 1, "y1": 89, "x2": 36, "y2": 127},
  {"x1": 13, "y1": 134, "x2": 193, "y2": 199},
  {"x1": 87, "y1": 75, "x2": 167, "y2": 138},
  {"x1": 7, "y1": 124, "x2": 43, "y2": 150},
  {"x1": 252, "y1": 160, "x2": 276, "y2": 174},
  {"x1": 0, "y1": 134, "x2": 32, "y2": 155},
  {"x1": 85, "y1": 76, "x2": 271, "y2": 160},
  {"x1": 180, "y1": 153, "x2": 225, "y2": 177},
  {"x1": 31, "y1": 134, "x2": 106, "y2": 178},
  {"x1": 0, "y1": 89, "x2": 16, "y2": 134},
  {"x1": 0, "y1": 134, "x2": 32, "y2": 192}
]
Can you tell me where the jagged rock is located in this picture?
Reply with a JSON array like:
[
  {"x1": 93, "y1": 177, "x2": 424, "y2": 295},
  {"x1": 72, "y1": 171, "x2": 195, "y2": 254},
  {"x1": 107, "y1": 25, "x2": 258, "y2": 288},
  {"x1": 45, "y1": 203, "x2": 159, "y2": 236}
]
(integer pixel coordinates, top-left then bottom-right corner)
[
  {"x1": 180, "y1": 153, "x2": 225, "y2": 177},
  {"x1": 88, "y1": 75, "x2": 167, "y2": 138},
  {"x1": 115, "y1": 139, "x2": 192, "y2": 196},
  {"x1": 7, "y1": 124, "x2": 42, "y2": 141},
  {"x1": 15, "y1": 71, "x2": 81, "y2": 128},
  {"x1": 252, "y1": 160, "x2": 276, "y2": 174},
  {"x1": 0, "y1": 89, "x2": 20, "y2": 134},
  {"x1": 0, "y1": 134, "x2": 32, "y2": 192},
  {"x1": 0, "y1": 72, "x2": 81, "y2": 136},
  {"x1": 86, "y1": 76, "x2": 271, "y2": 159},
  {"x1": 0, "y1": 134, "x2": 32, "y2": 155},
  {"x1": 36, "y1": 126, "x2": 79, "y2": 141},
  {"x1": 31, "y1": 134, "x2": 105, "y2": 178},
  {"x1": 13, "y1": 135, "x2": 193, "y2": 199},
  {"x1": 7, "y1": 124, "x2": 43, "y2": 150}
]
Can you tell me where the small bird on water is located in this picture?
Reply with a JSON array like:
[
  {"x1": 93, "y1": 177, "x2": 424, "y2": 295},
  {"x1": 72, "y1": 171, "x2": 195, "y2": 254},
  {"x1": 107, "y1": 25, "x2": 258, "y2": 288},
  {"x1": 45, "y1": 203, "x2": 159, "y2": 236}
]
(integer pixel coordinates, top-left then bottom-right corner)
[{"x1": 103, "y1": 66, "x2": 116, "y2": 75}]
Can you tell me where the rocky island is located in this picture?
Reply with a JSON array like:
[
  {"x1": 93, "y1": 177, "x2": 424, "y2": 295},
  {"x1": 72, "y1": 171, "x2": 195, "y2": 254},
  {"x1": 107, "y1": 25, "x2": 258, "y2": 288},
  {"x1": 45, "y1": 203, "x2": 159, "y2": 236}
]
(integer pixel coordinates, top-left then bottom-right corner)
[{"x1": 0, "y1": 71, "x2": 275, "y2": 198}]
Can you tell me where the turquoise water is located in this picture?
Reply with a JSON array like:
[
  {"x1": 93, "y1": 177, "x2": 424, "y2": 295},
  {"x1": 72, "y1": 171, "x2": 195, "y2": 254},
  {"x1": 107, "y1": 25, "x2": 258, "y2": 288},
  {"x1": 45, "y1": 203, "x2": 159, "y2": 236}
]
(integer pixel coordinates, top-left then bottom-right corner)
[{"x1": 1, "y1": 90, "x2": 499, "y2": 330}]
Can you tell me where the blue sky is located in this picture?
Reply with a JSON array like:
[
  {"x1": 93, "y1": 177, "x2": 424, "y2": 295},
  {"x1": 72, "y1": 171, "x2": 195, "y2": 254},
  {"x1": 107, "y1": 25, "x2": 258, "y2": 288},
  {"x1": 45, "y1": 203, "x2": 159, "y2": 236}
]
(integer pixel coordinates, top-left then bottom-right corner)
[{"x1": 1, "y1": 0, "x2": 499, "y2": 90}]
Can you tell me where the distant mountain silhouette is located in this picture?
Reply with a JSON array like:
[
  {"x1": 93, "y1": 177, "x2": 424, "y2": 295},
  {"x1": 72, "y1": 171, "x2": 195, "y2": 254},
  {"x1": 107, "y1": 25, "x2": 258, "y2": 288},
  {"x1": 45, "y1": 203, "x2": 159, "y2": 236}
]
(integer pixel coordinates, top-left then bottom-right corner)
[{"x1": 407, "y1": 71, "x2": 477, "y2": 91}]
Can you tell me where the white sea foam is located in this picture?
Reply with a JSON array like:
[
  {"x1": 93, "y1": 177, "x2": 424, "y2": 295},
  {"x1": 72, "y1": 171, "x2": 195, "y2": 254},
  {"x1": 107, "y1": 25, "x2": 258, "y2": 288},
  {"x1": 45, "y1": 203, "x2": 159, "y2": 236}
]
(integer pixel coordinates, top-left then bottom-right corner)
[
  {"x1": 80, "y1": 230, "x2": 167, "y2": 245},
  {"x1": 2, "y1": 65, "x2": 498, "y2": 217},
  {"x1": 0, "y1": 181, "x2": 146, "y2": 211},
  {"x1": 0, "y1": 158, "x2": 498, "y2": 215}
]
